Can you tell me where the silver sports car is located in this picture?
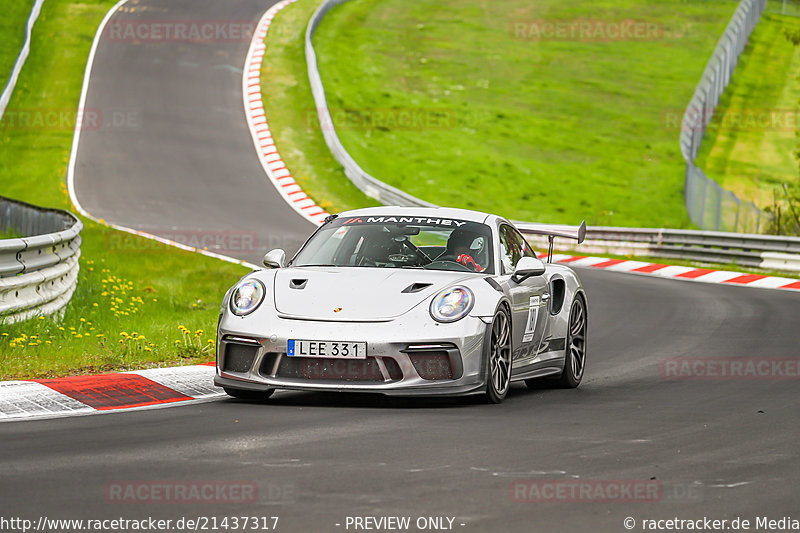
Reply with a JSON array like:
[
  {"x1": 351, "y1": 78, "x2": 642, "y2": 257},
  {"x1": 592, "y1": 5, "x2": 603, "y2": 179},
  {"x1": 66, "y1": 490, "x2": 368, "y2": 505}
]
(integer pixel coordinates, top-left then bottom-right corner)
[{"x1": 214, "y1": 207, "x2": 587, "y2": 403}]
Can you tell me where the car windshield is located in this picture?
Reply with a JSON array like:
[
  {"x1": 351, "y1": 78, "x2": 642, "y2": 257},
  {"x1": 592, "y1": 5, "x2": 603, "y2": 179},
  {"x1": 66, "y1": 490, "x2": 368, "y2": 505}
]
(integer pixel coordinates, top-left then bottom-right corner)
[{"x1": 292, "y1": 215, "x2": 494, "y2": 274}]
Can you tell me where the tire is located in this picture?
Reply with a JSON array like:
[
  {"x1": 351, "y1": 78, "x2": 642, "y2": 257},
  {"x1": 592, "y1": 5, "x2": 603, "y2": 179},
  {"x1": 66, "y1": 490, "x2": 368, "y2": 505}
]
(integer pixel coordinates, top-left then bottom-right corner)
[
  {"x1": 223, "y1": 387, "x2": 275, "y2": 401},
  {"x1": 556, "y1": 295, "x2": 587, "y2": 388},
  {"x1": 484, "y1": 307, "x2": 512, "y2": 404}
]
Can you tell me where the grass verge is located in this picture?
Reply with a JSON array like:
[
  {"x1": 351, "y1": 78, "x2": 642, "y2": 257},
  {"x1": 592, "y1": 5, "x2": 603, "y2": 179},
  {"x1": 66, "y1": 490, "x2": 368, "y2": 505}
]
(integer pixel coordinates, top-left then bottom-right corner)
[
  {"x1": 0, "y1": 0, "x2": 35, "y2": 87},
  {"x1": 0, "y1": 0, "x2": 248, "y2": 379},
  {"x1": 302, "y1": 0, "x2": 739, "y2": 228},
  {"x1": 262, "y1": 0, "x2": 379, "y2": 212},
  {"x1": 695, "y1": 12, "x2": 800, "y2": 209}
]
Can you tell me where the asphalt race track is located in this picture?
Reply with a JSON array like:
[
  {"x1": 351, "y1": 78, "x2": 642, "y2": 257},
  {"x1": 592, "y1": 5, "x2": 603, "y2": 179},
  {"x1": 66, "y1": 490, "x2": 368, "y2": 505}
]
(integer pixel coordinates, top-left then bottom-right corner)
[
  {"x1": 72, "y1": 0, "x2": 313, "y2": 262},
  {"x1": 5, "y1": 0, "x2": 800, "y2": 531}
]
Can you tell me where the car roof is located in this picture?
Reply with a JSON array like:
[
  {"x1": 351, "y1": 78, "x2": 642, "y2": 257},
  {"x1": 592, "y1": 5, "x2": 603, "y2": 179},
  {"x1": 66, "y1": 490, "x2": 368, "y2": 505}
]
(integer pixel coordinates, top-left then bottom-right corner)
[{"x1": 335, "y1": 206, "x2": 497, "y2": 225}]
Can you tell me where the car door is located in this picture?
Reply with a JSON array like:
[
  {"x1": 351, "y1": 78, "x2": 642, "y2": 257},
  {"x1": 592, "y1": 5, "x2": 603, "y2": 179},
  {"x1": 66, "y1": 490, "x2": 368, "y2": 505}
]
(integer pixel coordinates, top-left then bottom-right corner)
[{"x1": 496, "y1": 224, "x2": 549, "y2": 371}]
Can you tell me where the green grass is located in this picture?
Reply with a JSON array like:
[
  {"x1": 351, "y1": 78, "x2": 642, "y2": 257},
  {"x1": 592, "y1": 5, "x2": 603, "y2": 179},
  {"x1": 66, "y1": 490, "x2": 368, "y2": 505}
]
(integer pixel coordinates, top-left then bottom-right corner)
[
  {"x1": 0, "y1": 0, "x2": 248, "y2": 379},
  {"x1": 0, "y1": 227, "x2": 23, "y2": 239},
  {"x1": 695, "y1": 13, "x2": 800, "y2": 209},
  {"x1": 263, "y1": 0, "x2": 379, "y2": 212},
  {"x1": 0, "y1": 0, "x2": 35, "y2": 87},
  {"x1": 300, "y1": 0, "x2": 739, "y2": 227}
]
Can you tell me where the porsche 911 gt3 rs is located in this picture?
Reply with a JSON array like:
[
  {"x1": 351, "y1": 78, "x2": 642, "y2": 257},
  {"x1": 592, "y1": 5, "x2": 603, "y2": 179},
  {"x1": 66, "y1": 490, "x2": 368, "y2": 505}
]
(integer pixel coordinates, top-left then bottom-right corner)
[{"x1": 214, "y1": 206, "x2": 587, "y2": 403}]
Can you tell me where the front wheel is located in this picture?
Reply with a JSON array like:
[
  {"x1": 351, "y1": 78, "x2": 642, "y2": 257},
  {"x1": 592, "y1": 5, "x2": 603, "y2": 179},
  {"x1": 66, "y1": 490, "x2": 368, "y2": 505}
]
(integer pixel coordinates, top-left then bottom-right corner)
[
  {"x1": 223, "y1": 387, "x2": 275, "y2": 401},
  {"x1": 557, "y1": 296, "x2": 587, "y2": 388},
  {"x1": 484, "y1": 307, "x2": 512, "y2": 403}
]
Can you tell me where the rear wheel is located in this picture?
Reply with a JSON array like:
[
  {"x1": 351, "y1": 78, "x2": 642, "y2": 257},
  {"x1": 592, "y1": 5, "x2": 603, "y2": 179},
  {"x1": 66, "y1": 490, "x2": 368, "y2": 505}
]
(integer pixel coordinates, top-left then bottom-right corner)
[
  {"x1": 556, "y1": 296, "x2": 587, "y2": 388},
  {"x1": 484, "y1": 307, "x2": 512, "y2": 404},
  {"x1": 223, "y1": 387, "x2": 275, "y2": 401}
]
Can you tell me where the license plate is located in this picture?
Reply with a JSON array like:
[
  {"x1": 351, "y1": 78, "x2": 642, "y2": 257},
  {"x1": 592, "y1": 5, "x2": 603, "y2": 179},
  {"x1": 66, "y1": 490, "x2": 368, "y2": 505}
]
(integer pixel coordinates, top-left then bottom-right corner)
[{"x1": 287, "y1": 340, "x2": 367, "y2": 359}]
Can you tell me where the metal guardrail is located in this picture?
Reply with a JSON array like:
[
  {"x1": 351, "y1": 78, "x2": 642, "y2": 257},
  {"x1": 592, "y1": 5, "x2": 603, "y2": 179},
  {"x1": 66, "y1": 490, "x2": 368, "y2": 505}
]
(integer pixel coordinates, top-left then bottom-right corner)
[
  {"x1": 681, "y1": 0, "x2": 770, "y2": 233},
  {"x1": 308, "y1": 0, "x2": 775, "y2": 234},
  {"x1": 517, "y1": 223, "x2": 800, "y2": 272},
  {"x1": 305, "y1": 0, "x2": 798, "y2": 273},
  {"x1": 0, "y1": 196, "x2": 82, "y2": 323},
  {"x1": 306, "y1": 0, "x2": 435, "y2": 207}
]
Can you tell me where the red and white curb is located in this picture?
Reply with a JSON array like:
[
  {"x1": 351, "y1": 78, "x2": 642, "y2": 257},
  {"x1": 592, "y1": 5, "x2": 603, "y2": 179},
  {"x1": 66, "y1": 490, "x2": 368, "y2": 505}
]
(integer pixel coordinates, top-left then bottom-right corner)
[
  {"x1": 243, "y1": 0, "x2": 330, "y2": 226},
  {"x1": 542, "y1": 253, "x2": 800, "y2": 292},
  {"x1": 0, "y1": 364, "x2": 223, "y2": 422}
]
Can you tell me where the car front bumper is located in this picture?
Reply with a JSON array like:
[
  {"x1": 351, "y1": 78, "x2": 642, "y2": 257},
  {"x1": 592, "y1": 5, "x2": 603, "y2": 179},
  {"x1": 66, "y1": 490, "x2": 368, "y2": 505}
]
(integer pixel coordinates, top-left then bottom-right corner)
[{"x1": 214, "y1": 313, "x2": 490, "y2": 397}]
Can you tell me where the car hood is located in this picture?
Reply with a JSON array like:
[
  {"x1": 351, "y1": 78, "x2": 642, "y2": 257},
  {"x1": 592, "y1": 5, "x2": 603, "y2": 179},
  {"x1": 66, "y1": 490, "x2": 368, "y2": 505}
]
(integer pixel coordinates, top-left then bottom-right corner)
[{"x1": 272, "y1": 267, "x2": 475, "y2": 321}]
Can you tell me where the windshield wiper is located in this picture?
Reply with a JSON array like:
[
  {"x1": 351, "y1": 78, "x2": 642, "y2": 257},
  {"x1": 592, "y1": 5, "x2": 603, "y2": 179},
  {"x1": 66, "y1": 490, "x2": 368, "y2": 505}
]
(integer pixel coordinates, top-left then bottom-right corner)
[{"x1": 297, "y1": 264, "x2": 340, "y2": 267}]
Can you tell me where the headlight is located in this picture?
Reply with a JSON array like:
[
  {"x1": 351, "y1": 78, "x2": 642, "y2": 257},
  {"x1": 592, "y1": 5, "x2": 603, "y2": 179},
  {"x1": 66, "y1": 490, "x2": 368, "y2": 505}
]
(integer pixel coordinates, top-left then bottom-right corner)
[
  {"x1": 430, "y1": 286, "x2": 474, "y2": 323},
  {"x1": 229, "y1": 279, "x2": 265, "y2": 316}
]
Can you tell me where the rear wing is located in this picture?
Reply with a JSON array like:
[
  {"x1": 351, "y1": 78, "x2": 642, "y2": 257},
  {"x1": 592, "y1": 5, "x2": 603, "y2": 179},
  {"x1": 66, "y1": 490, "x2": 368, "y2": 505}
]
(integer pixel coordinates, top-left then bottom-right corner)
[{"x1": 515, "y1": 221, "x2": 586, "y2": 263}]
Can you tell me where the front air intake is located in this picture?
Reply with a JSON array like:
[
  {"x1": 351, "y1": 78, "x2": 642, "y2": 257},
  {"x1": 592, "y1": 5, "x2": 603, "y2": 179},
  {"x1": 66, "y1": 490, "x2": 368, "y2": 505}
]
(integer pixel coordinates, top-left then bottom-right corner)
[
  {"x1": 408, "y1": 352, "x2": 454, "y2": 380},
  {"x1": 276, "y1": 356, "x2": 386, "y2": 382},
  {"x1": 223, "y1": 343, "x2": 259, "y2": 373}
]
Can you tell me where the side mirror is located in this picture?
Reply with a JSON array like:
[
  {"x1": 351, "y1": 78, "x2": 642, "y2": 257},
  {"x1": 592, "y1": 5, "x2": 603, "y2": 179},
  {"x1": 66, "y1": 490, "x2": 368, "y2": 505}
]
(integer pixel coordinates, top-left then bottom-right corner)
[
  {"x1": 512, "y1": 256, "x2": 545, "y2": 283},
  {"x1": 263, "y1": 249, "x2": 286, "y2": 269}
]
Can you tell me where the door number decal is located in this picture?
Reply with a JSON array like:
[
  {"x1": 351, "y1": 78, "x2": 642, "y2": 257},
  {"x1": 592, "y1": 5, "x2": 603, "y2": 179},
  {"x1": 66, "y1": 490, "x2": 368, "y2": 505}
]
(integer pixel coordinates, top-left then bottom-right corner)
[{"x1": 523, "y1": 295, "x2": 540, "y2": 343}]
